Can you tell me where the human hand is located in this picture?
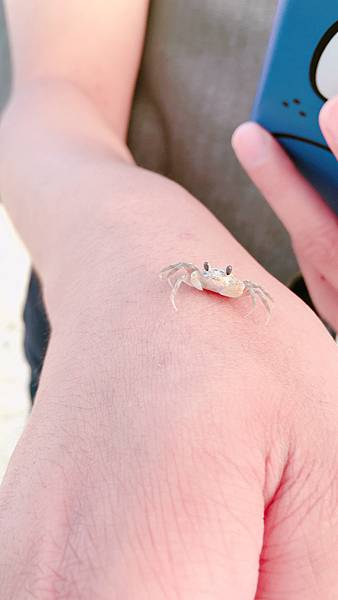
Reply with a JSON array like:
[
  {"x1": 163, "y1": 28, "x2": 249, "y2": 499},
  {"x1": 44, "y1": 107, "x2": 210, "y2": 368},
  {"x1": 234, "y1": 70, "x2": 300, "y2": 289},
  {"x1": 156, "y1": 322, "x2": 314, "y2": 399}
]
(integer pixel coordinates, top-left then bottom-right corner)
[
  {"x1": 231, "y1": 95, "x2": 338, "y2": 333},
  {"x1": 1, "y1": 252, "x2": 338, "y2": 599}
]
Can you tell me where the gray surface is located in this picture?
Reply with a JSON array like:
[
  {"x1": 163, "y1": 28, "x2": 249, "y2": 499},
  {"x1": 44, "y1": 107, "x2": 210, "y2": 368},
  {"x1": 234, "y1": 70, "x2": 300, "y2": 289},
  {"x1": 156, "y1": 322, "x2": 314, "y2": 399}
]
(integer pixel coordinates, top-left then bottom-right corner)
[
  {"x1": 128, "y1": 0, "x2": 298, "y2": 282},
  {"x1": 0, "y1": 0, "x2": 298, "y2": 282},
  {"x1": 0, "y1": 0, "x2": 11, "y2": 112}
]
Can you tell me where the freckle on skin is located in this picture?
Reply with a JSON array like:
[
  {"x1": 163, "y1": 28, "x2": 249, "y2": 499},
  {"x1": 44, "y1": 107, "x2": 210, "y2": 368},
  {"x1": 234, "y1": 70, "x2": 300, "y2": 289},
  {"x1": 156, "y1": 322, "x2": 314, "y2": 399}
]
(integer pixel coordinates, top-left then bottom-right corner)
[{"x1": 177, "y1": 232, "x2": 198, "y2": 242}]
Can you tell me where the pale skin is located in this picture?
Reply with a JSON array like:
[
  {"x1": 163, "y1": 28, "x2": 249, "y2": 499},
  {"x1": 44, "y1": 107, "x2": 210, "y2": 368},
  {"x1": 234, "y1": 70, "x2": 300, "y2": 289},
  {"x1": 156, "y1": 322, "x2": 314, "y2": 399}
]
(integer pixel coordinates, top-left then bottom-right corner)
[{"x1": 0, "y1": 2, "x2": 337, "y2": 599}]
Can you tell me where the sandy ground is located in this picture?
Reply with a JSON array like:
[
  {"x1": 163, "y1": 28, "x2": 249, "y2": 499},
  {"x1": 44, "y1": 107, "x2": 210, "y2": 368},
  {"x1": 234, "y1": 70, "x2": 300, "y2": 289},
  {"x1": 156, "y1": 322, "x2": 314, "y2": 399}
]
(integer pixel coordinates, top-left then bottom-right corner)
[
  {"x1": 0, "y1": 1, "x2": 29, "y2": 483},
  {"x1": 0, "y1": 206, "x2": 31, "y2": 482}
]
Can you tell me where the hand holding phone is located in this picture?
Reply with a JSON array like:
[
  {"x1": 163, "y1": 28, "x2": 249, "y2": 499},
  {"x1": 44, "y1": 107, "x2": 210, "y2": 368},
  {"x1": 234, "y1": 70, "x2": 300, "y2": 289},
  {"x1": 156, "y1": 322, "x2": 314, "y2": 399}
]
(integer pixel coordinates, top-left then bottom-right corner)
[
  {"x1": 231, "y1": 0, "x2": 338, "y2": 332},
  {"x1": 251, "y1": 0, "x2": 338, "y2": 214}
]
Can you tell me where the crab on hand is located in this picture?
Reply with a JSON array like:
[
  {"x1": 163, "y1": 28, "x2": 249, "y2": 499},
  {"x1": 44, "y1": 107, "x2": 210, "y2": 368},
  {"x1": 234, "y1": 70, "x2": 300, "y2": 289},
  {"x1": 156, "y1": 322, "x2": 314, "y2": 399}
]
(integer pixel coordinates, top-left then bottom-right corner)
[{"x1": 159, "y1": 261, "x2": 273, "y2": 319}]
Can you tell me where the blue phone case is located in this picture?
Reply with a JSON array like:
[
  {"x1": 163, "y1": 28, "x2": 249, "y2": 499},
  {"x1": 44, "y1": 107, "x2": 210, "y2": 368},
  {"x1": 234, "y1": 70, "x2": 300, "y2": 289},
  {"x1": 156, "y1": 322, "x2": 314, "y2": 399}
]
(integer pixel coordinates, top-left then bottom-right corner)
[{"x1": 251, "y1": 0, "x2": 338, "y2": 215}]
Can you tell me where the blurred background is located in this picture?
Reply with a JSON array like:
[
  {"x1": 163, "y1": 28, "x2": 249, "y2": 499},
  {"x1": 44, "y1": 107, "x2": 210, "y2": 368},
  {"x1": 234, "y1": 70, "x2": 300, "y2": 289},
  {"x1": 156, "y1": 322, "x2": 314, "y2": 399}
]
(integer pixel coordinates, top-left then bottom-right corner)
[
  {"x1": 0, "y1": 207, "x2": 30, "y2": 482},
  {"x1": 0, "y1": 2, "x2": 30, "y2": 482}
]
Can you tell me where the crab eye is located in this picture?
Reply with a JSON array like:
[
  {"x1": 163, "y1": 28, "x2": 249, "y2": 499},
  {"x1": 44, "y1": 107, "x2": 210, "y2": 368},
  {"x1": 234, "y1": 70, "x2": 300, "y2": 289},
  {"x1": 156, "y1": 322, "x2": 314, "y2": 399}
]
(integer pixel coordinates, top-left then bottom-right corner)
[
  {"x1": 226, "y1": 265, "x2": 232, "y2": 275},
  {"x1": 204, "y1": 261, "x2": 209, "y2": 271}
]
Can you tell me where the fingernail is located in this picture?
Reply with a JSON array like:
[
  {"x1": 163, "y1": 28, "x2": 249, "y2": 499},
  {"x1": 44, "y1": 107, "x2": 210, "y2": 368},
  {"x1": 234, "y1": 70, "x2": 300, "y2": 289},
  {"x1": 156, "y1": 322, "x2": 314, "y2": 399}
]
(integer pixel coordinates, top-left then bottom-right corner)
[
  {"x1": 231, "y1": 122, "x2": 272, "y2": 167},
  {"x1": 319, "y1": 96, "x2": 338, "y2": 143}
]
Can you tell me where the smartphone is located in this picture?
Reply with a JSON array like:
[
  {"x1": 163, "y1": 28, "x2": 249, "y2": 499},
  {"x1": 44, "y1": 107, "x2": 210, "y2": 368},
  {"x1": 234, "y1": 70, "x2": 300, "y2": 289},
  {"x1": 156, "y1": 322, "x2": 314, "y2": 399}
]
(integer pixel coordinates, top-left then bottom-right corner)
[{"x1": 251, "y1": 0, "x2": 338, "y2": 215}]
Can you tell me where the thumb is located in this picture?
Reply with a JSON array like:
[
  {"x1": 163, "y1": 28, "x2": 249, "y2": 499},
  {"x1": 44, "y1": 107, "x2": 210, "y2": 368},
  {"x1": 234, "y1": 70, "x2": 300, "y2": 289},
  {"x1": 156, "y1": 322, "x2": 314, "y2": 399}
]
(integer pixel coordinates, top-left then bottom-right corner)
[
  {"x1": 319, "y1": 95, "x2": 338, "y2": 158},
  {"x1": 231, "y1": 122, "x2": 338, "y2": 284}
]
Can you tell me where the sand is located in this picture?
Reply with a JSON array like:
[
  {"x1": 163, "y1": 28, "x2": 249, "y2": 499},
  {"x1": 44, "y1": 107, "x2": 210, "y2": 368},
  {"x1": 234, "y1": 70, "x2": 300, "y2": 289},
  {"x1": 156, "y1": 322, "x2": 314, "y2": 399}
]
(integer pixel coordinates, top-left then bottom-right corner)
[{"x1": 0, "y1": 206, "x2": 30, "y2": 482}]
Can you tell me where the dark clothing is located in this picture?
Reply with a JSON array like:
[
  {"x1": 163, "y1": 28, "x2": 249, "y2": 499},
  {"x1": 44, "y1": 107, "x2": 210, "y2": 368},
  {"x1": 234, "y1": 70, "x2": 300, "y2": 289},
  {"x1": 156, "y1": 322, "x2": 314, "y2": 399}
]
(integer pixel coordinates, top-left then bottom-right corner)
[{"x1": 22, "y1": 271, "x2": 50, "y2": 402}]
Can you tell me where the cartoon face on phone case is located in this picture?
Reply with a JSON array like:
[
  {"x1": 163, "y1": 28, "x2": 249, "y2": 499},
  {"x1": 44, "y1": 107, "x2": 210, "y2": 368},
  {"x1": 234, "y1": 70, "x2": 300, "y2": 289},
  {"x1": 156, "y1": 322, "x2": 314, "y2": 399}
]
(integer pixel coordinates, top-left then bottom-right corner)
[{"x1": 252, "y1": 1, "x2": 338, "y2": 214}]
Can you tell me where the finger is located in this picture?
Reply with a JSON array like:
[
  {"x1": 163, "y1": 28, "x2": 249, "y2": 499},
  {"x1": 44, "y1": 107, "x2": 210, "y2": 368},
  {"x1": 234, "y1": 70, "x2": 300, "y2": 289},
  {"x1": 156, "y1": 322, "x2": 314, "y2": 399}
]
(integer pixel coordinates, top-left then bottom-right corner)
[
  {"x1": 231, "y1": 122, "x2": 338, "y2": 282},
  {"x1": 296, "y1": 253, "x2": 338, "y2": 333},
  {"x1": 319, "y1": 95, "x2": 338, "y2": 159}
]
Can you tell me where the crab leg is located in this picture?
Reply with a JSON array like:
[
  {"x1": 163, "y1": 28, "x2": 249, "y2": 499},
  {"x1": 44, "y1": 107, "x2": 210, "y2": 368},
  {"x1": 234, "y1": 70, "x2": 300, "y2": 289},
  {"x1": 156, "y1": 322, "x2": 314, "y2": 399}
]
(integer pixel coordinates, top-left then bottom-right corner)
[
  {"x1": 159, "y1": 262, "x2": 198, "y2": 280},
  {"x1": 253, "y1": 284, "x2": 274, "y2": 303},
  {"x1": 243, "y1": 286, "x2": 257, "y2": 317},
  {"x1": 243, "y1": 281, "x2": 274, "y2": 303},
  {"x1": 170, "y1": 274, "x2": 190, "y2": 311},
  {"x1": 255, "y1": 288, "x2": 272, "y2": 315}
]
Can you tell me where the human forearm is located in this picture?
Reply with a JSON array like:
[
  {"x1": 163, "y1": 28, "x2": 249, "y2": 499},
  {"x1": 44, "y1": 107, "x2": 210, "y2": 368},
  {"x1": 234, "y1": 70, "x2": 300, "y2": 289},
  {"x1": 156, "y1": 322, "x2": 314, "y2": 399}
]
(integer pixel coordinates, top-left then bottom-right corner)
[
  {"x1": 0, "y1": 80, "x2": 255, "y2": 321},
  {"x1": 1, "y1": 80, "x2": 335, "y2": 372},
  {"x1": 0, "y1": 84, "x2": 270, "y2": 597},
  {"x1": 1, "y1": 82, "x2": 338, "y2": 599},
  {"x1": 4, "y1": 0, "x2": 149, "y2": 138},
  {"x1": 0, "y1": 79, "x2": 132, "y2": 272}
]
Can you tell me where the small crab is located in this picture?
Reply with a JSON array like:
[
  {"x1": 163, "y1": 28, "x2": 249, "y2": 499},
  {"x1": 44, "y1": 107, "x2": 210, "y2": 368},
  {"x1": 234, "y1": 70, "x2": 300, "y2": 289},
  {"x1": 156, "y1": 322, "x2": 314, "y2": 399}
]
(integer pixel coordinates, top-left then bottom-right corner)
[{"x1": 159, "y1": 261, "x2": 273, "y2": 318}]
